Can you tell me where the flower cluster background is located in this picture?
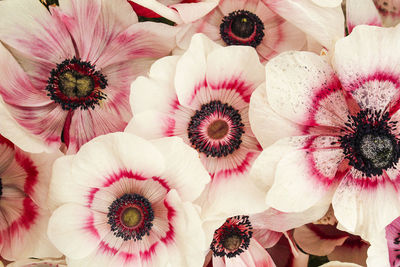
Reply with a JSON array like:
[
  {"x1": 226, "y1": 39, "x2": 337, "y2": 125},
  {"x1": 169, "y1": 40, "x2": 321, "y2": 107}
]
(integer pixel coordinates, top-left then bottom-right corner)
[{"x1": 0, "y1": 0, "x2": 399, "y2": 266}]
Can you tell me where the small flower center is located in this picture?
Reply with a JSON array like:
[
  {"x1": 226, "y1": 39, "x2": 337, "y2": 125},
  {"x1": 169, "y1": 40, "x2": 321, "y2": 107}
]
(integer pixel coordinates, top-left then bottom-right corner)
[
  {"x1": 188, "y1": 101, "x2": 244, "y2": 158},
  {"x1": 231, "y1": 16, "x2": 255, "y2": 39},
  {"x1": 339, "y1": 109, "x2": 399, "y2": 176},
  {"x1": 210, "y1": 215, "x2": 253, "y2": 258},
  {"x1": 121, "y1": 207, "x2": 142, "y2": 228},
  {"x1": 207, "y1": 120, "x2": 229, "y2": 140},
  {"x1": 58, "y1": 70, "x2": 94, "y2": 98},
  {"x1": 220, "y1": 10, "x2": 265, "y2": 48},
  {"x1": 222, "y1": 234, "x2": 242, "y2": 251},
  {"x1": 107, "y1": 193, "x2": 154, "y2": 241},
  {"x1": 46, "y1": 57, "x2": 107, "y2": 110}
]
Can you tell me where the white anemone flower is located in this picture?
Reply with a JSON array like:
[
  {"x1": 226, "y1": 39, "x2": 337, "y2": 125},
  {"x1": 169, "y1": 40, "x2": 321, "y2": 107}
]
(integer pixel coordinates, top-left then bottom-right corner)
[{"x1": 48, "y1": 133, "x2": 210, "y2": 267}]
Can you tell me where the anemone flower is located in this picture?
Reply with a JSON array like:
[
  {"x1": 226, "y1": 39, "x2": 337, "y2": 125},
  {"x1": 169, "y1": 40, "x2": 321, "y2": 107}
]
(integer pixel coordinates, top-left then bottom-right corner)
[
  {"x1": 169, "y1": 0, "x2": 344, "y2": 62},
  {"x1": 127, "y1": 33, "x2": 266, "y2": 219},
  {"x1": 202, "y1": 211, "x2": 311, "y2": 267},
  {"x1": 249, "y1": 25, "x2": 400, "y2": 242},
  {"x1": 0, "y1": 0, "x2": 176, "y2": 154},
  {"x1": 48, "y1": 132, "x2": 210, "y2": 266},
  {"x1": 0, "y1": 135, "x2": 61, "y2": 260}
]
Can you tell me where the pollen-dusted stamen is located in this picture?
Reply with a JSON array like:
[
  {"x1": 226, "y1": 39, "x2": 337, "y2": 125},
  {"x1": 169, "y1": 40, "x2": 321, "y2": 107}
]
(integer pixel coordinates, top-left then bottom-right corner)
[
  {"x1": 220, "y1": 10, "x2": 265, "y2": 48},
  {"x1": 210, "y1": 215, "x2": 253, "y2": 258},
  {"x1": 188, "y1": 100, "x2": 244, "y2": 158},
  {"x1": 107, "y1": 193, "x2": 154, "y2": 241},
  {"x1": 46, "y1": 57, "x2": 107, "y2": 110},
  {"x1": 339, "y1": 109, "x2": 400, "y2": 176}
]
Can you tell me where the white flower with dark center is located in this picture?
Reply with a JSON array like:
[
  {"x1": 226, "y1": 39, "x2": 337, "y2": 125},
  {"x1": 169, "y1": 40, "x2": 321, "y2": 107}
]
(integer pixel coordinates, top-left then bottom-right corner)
[
  {"x1": 47, "y1": 133, "x2": 210, "y2": 267},
  {"x1": 127, "y1": 34, "x2": 267, "y2": 218},
  {"x1": 249, "y1": 25, "x2": 400, "y2": 241}
]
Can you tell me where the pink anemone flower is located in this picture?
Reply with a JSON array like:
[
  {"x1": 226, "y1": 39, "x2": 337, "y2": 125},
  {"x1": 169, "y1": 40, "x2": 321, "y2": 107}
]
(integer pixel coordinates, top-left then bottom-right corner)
[
  {"x1": 127, "y1": 34, "x2": 266, "y2": 218},
  {"x1": 0, "y1": 135, "x2": 61, "y2": 260},
  {"x1": 48, "y1": 133, "x2": 210, "y2": 267},
  {"x1": 0, "y1": 0, "x2": 176, "y2": 154},
  {"x1": 173, "y1": 0, "x2": 344, "y2": 62},
  {"x1": 249, "y1": 25, "x2": 400, "y2": 241}
]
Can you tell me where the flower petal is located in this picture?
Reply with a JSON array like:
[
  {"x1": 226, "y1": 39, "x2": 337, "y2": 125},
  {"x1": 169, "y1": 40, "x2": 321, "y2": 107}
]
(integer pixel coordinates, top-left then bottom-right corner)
[
  {"x1": 332, "y1": 169, "x2": 400, "y2": 241},
  {"x1": 264, "y1": 0, "x2": 344, "y2": 50},
  {"x1": 346, "y1": 0, "x2": 382, "y2": 33},
  {"x1": 266, "y1": 51, "x2": 349, "y2": 129},
  {"x1": 0, "y1": 0, "x2": 75, "y2": 63},
  {"x1": 150, "y1": 137, "x2": 211, "y2": 202},
  {"x1": 333, "y1": 25, "x2": 400, "y2": 111}
]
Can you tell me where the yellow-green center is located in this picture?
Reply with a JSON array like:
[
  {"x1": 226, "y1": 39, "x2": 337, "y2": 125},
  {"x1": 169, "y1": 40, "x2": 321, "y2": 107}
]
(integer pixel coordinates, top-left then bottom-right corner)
[
  {"x1": 121, "y1": 207, "x2": 142, "y2": 228},
  {"x1": 223, "y1": 235, "x2": 242, "y2": 251},
  {"x1": 59, "y1": 70, "x2": 94, "y2": 98}
]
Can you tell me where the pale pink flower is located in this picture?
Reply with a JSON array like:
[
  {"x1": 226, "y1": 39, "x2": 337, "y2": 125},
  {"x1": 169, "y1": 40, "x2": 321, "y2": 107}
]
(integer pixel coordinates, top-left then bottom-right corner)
[
  {"x1": 249, "y1": 25, "x2": 400, "y2": 241},
  {"x1": 0, "y1": 0, "x2": 176, "y2": 153},
  {"x1": 0, "y1": 135, "x2": 61, "y2": 260},
  {"x1": 202, "y1": 210, "x2": 311, "y2": 267},
  {"x1": 373, "y1": 0, "x2": 400, "y2": 26},
  {"x1": 127, "y1": 34, "x2": 266, "y2": 218},
  {"x1": 174, "y1": 0, "x2": 344, "y2": 61},
  {"x1": 48, "y1": 133, "x2": 210, "y2": 267}
]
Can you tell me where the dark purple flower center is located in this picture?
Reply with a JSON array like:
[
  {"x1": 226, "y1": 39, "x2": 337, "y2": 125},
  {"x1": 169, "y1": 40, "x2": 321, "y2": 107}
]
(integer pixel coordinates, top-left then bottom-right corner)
[
  {"x1": 46, "y1": 57, "x2": 107, "y2": 110},
  {"x1": 339, "y1": 109, "x2": 399, "y2": 176},
  {"x1": 107, "y1": 193, "x2": 154, "y2": 241},
  {"x1": 220, "y1": 10, "x2": 265, "y2": 48},
  {"x1": 210, "y1": 215, "x2": 253, "y2": 258},
  {"x1": 188, "y1": 100, "x2": 244, "y2": 158}
]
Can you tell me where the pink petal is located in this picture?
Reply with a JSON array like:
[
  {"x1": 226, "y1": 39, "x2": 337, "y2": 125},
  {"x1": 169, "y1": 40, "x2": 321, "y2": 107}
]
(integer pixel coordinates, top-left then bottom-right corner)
[
  {"x1": 294, "y1": 224, "x2": 349, "y2": 256},
  {"x1": 94, "y1": 22, "x2": 177, "y2": 68},
  {"x1": 0, "y1": 0, "x2": 75, "y2": 63},
  {"x1": 346, "y1": 0, "x2": 382, "y2": 34}
]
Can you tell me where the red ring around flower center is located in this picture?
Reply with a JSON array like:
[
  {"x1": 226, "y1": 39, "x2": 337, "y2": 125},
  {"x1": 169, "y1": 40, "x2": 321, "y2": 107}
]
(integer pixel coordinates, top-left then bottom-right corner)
[{"x1": 46, "y1": 57, "x2": 107, "y2": 111}]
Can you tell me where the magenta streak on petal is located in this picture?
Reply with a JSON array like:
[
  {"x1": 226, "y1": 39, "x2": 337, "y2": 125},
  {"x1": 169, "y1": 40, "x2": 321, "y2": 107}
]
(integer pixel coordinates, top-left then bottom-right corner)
[
  {"x1": 5, "y1": 197, "x2": 39, "y2": 238},
  {"x1": 208, "y1": 77, "x2": 253, "y2": 103},
  {"x1": 16, "y1": 150, "x2": 39, "y2": 196},
  {"x1": 303, "y1": 136, "x2": 347, "y2": 187},
  {"x1": 302, "y1": 77, "x2": 343, "y2": 133},
  {"x1": 102, "y1": 170, "x2": 147, "y2": 187},
  {"x1": 212, "y1": 151, "x2": 258, "y2": 180},
  {"x1": 0, "y1": 135, "x2": 14, "y2": 149},
  {"x1": 170, "y1": 97, "x2": 180, "y2": 112},
  {"x1": 164, "y1": 117, "x2": 176, "y2": 137},
  {"x1": 188, "y1": 78, "x2": 207, "y2": 106},
  {"x1": 62, "y1": 110, "x2": 73, "y2": 149},
  {"x1": 83, "y1": 213, "x2": 100, "y2": 239},
  {"x1": 152, "y1": 176, "x2": 170, "y2": 191},
  {"x1": 139, "y1": 200, "x2": 176, "y2": 261},
  {"x1": 347, "y1": 18, "x2": 382, "y2": 34},
  {"x1": 98, "y1": 240, "x2": 119, "y2": 255}
]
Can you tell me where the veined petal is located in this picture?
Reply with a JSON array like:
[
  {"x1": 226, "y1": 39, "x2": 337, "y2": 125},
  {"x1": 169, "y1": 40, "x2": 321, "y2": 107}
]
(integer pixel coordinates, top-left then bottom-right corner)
[
  {"x1": 0, "y1": 0, "x2": 75, "y2": 63},
  {"x1": 264, "y1": 0, "x2": 344, "y2": 50}
]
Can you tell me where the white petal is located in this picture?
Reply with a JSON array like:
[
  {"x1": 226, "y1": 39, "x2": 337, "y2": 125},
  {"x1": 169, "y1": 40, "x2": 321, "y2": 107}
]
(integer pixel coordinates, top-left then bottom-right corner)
[
  {"x1": 332, "y1": 170, "x2": 400, "y2": 241},
  {"x1": 48, "y1": 204, "x2": 106, "y2": 259},
  {"x1": 175, "y1": 33, "x2": 221, "y2": 109},
  {"x1": 264, "y1": 0, "x2": 344, "y2": 50},
  {"x1": 249, "y1": 83, "x2": 301, "y2": 148}
]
